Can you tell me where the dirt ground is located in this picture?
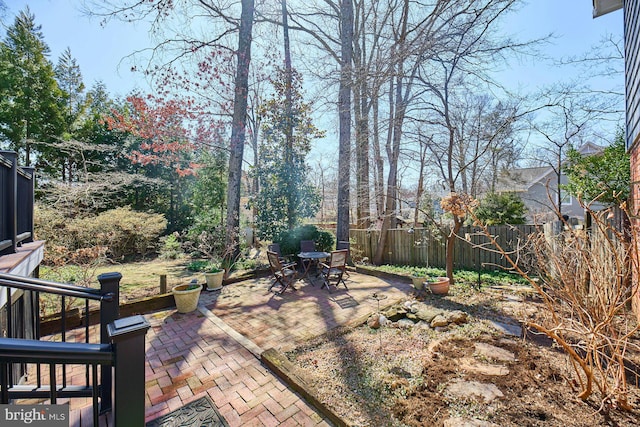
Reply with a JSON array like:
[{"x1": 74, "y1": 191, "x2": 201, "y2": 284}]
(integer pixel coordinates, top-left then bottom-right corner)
[{"x1": 286, "y1": 285, "x2": 640, "y2": 427}]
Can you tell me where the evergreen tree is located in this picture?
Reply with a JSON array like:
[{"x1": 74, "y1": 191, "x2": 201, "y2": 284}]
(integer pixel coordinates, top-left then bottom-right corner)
[
  {"x1": 55, "y1": 47, "x2": 86, "y2": 131},
  {"x1": 474, "y1": 192, "x2": 526, "y2": 226},
  {"x1": 563, "y1": 130, "x2": 630, "y2": 206},
  {"x1": 249, "y1": 67, "x2": 324, "y2": 239},
  {"x1": 0, "y1": 7, "x2": 65, "y2": 165}
]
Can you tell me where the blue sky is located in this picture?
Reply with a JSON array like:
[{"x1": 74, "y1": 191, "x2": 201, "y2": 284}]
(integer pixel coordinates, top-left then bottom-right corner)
[{"x1": 3, "y1": 0, "x2": 624, "y2": 98}]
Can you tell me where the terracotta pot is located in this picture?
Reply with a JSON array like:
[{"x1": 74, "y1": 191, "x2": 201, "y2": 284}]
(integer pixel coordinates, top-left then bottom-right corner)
[
  {"x1": 428, "y1": 277, "x2": 450, "y2": 295},
  {"x1": 172, "y1": 284, "x2": 202, "y2": 313}
]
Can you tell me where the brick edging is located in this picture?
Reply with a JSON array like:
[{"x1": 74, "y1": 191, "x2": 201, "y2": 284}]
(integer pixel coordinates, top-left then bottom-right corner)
[{"x1": 261, "y1": 348, "x2": 349, "y2": 427}]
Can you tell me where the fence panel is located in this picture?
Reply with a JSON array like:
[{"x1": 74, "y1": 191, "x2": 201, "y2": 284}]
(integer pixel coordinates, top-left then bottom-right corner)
[{"x1": 350, "y1": 225, "x2": 537, "y2": 270}]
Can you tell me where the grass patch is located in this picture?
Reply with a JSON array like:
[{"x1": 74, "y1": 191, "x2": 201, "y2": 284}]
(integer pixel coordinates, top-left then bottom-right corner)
[{"x1": 359, "y1": 264, "x2": 528, "y2": 287}]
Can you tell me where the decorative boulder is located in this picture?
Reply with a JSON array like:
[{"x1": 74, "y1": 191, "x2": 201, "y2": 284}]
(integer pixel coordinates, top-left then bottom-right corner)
[
  {"x1": 416, "y1": 308, "x2": 443, "y2": 323},
  {"x1": 430, "y1": 314, "x2": 449, "y2": 328},
  {"x1": 446, "y1": 310, "x2": 469, "y2": 325},
  {"x1": 367, "y1": 314, "x2": 381, "y2": 329}
]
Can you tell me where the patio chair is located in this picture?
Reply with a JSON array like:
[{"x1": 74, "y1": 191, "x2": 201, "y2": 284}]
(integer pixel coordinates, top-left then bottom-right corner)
[
  {"x1": 336, "y1": 240, "x2": 351, "y2": 278},
  {"x1": 267, "y1": 251, "x2": 298, "y2": 295},
  {"x1": 319, "y1": 249, "x2": 348, "y2": 292},
  {"x1": 299, "y1": 240, "x2": 316, "y2": 272},
  {"x1": 268, "y1": 243, "x2": 287, "y2": 262}
]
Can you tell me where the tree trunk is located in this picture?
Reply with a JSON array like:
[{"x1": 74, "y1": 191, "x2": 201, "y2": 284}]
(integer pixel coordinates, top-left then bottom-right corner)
[
  {"x1": 446, "y1": 216, "x2": 462, "y2": 286},
  {"x1": 372, "y1": 96, "x2": 384, "y2": 217},
  {"x1": 225, "y1": 0, "x2": 254, "y2": 261},
  {"x1": 282, "y1": 0, "x2": 296, "y2": 230},
  {"x1": 336, "y1": 0, "x2": 354, "y2": 244}
]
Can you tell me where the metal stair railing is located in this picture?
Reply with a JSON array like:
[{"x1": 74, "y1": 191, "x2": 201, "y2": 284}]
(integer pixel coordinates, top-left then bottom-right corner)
[{"x1": 0, "y1": 272, "x2": 149, "y2": 426}]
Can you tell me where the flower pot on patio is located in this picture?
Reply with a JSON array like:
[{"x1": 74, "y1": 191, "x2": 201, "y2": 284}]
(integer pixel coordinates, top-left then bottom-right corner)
[
  {"x1": 204, "y1": 269, "x2": 224, "y2": 291},
  {"x1": 172, "y1": 283, "x2": 202, "y2": 313},
  {"x1": 428, "y1": 277, "x2": 450, "y2": 295}
]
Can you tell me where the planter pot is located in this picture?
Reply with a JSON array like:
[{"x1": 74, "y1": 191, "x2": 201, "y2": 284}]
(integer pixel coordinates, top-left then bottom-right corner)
[
  {"x1": 172, "y1": 284, "x2": 202, "y2": 313},
  {"x1": 428, "y1": 277, "x2": 450, "y2": 295},
  {"x1": 204, "y1": 270, "x2": 224, "y2": 291},
  {"x1": 411, "y1": 277, "x2": 427, "y2": 291}
]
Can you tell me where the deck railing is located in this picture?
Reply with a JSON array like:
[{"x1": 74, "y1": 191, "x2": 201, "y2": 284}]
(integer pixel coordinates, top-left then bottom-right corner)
[
  {"x1": 0, "y1": 150, "x2": 34, "y2": 256},
  {"x1": 0, "y1": 272, "x2": 149, "y2": 426}
]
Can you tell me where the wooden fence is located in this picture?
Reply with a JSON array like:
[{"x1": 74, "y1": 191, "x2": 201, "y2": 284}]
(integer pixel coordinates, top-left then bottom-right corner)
[{"x1": 350, "y1": 224, "x2": 538, "y2": 271}]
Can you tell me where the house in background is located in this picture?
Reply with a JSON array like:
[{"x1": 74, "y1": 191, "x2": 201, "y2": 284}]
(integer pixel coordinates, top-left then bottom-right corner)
[
  {"x1": 592, "y1": 0, "x2": 639, "y2": 319},
  {"x1": 496, "y1": 142, "x2": 604, "y2": 223}
]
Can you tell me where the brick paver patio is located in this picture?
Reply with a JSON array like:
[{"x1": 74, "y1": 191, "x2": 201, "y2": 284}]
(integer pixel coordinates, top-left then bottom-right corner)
[
  {"x1": 142, "y1": 271, "x2": 412, "y2": 425},
  {"x1": 54, "y1": 270, "x2": 413, "y2": 425}
]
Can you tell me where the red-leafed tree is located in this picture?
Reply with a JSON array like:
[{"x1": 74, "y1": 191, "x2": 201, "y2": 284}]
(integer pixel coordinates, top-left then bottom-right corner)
[{"x1": 105, "y1": 94, "x2": 199, "y2": 177}]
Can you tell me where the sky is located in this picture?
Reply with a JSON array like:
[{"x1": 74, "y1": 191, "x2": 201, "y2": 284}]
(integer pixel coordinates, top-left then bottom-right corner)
[
  {"x1": 2, "y1": 0, "x2": 625, "y2": 97},
  {"x1": 1, "y1": 0, "x2": 626, "y2": 167}
]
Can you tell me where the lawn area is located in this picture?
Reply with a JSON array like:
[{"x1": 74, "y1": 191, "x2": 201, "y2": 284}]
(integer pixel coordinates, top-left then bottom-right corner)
[{"x1": 40, "y1": 258, "x2": 193, "y2": 312}]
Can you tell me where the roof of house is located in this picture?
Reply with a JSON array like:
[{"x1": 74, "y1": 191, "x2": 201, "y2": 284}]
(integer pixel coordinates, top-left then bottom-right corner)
[
  {"x1": 495, "y1": 142, "x2": 604, "y2": 192},
  {"x1": 496, "y1": 166, "x2": 553, "y2": 192},
  {"x1": 593, "y1": 0, "x2": 623, "y2": 18}
]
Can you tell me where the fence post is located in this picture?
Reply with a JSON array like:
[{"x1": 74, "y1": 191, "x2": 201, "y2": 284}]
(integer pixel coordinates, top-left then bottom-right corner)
[
  {"x1": 98, "y1": 272, "x2": 121, "y2": 414},
  {"x1": 107, "y1": 315, "x2": 151, "y2": 427},
  {"x1": 160, "y1": 274, "x2": 167, "y2": 294}
]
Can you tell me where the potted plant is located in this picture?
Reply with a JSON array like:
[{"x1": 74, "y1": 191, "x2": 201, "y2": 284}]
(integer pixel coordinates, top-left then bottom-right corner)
[
  {"x1": 427, "y1": 276, "x2": 450, "y2": 295},
  {"x1": 204, "y1": 265, "x2": 224, "y2": 291},
  {"x1": 411, "y1": 274, "x2": 428, "y2": 291},
  {"x1": 172, "y1": 280, "x2": 202, "y2": 313},
  {"x1": 187, "y1": 260, "x2": 224, "y2": 291}
]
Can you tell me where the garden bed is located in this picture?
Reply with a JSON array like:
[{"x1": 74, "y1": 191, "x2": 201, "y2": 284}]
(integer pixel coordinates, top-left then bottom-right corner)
[{"x1": 285, "y1": 283, "x2": 640, "y2": 426}]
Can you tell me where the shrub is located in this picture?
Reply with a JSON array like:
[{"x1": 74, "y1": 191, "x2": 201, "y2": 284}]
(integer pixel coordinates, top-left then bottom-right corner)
[
  {"x1": 474, "y1": 192, "x2": 526, "y2": 225},
  {"x1": 36, "y1": 205, "x2": 167, "y2": 261},
  {"x1": 275, "y1": 225, "x2": 335, "y2": 256}
]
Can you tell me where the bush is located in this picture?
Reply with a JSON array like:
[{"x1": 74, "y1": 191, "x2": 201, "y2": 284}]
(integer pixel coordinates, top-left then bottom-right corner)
[
  {"x1": 35, "y1": 205, "x2": 167, "y2": 261},
  {"x1": 474, "y1": 192, "x2": 526, "y2": 225},
  {"x1": 275, "y1": 225, "x2": 335, "y2": 256}
]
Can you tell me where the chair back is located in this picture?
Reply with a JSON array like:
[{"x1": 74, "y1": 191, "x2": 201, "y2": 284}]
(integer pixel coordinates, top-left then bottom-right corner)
[
  {"x1": 267, "y1": 251, "x2": 281, "y2": 270},
  {"x1": 336, "y1": 240, "x2": 350, "y2": 251},
  {"x1": 268, "y1": 243, "x2": 282, "y2": 256},
  {"x1": 329, "y1": 249, "x2": 348, "y2": 268},
  {"x1": 300, "y1": 240, "x2": 315, "y2": 252}
]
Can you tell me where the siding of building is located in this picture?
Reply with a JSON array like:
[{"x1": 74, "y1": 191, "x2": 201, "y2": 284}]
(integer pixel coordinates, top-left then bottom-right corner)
[
  {"x1": 625, "y1": 0, "x2": 640, "y2": 320},
  {"x1": 626, "y1": 0, "x2": 640, "y2": 149}
]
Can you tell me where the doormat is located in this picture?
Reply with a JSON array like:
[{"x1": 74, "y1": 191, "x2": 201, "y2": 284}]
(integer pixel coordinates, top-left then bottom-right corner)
[{"x1": 146, "y1": 396, "x2": 229, "y2": 427}]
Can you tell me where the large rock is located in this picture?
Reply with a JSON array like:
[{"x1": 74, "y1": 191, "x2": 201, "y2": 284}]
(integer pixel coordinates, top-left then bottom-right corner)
[
  {"x1": 416, "y1": 307, "x2": 443, "y2": 323},
  {"x1": 367, "y1": 314, "x2": 382, "y2": 329},
  {"x1": 430, "y1": 314, "x2": 449, "y2": 328},
  {"x1": 384, "y1": 307, "x2": 407, "y2": 322},
  {"x1": 446, "y1": 310, "x2": 468, "y2": 324}
]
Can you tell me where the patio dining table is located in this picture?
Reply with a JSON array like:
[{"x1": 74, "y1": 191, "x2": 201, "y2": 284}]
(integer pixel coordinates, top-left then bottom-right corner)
[{"x1": 298, "y1": 251, "x2": 330, "y2": 284}]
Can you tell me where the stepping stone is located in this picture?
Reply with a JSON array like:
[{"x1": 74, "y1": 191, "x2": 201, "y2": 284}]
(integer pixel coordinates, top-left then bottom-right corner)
[
  {"x1": 488, "y1": 320, "x2": 522, "y2": 337},
  {"x1": 444, "y1": 417, "x2": 501, "y2": 427},
  {"x1": 446, "y1": 379, "x2": 504, "y2": 402},
  {"x1": 474, "y1": 342, "x2": 516, "y2": 362},
  {"x1": 459, "y1": 357, "x2": 509, "y2": 376}
]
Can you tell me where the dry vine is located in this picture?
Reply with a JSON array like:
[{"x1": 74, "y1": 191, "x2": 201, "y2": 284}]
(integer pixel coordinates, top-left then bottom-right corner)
[{"x1": 459, "y1": 198, "x2": 639, "y2": 412}]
